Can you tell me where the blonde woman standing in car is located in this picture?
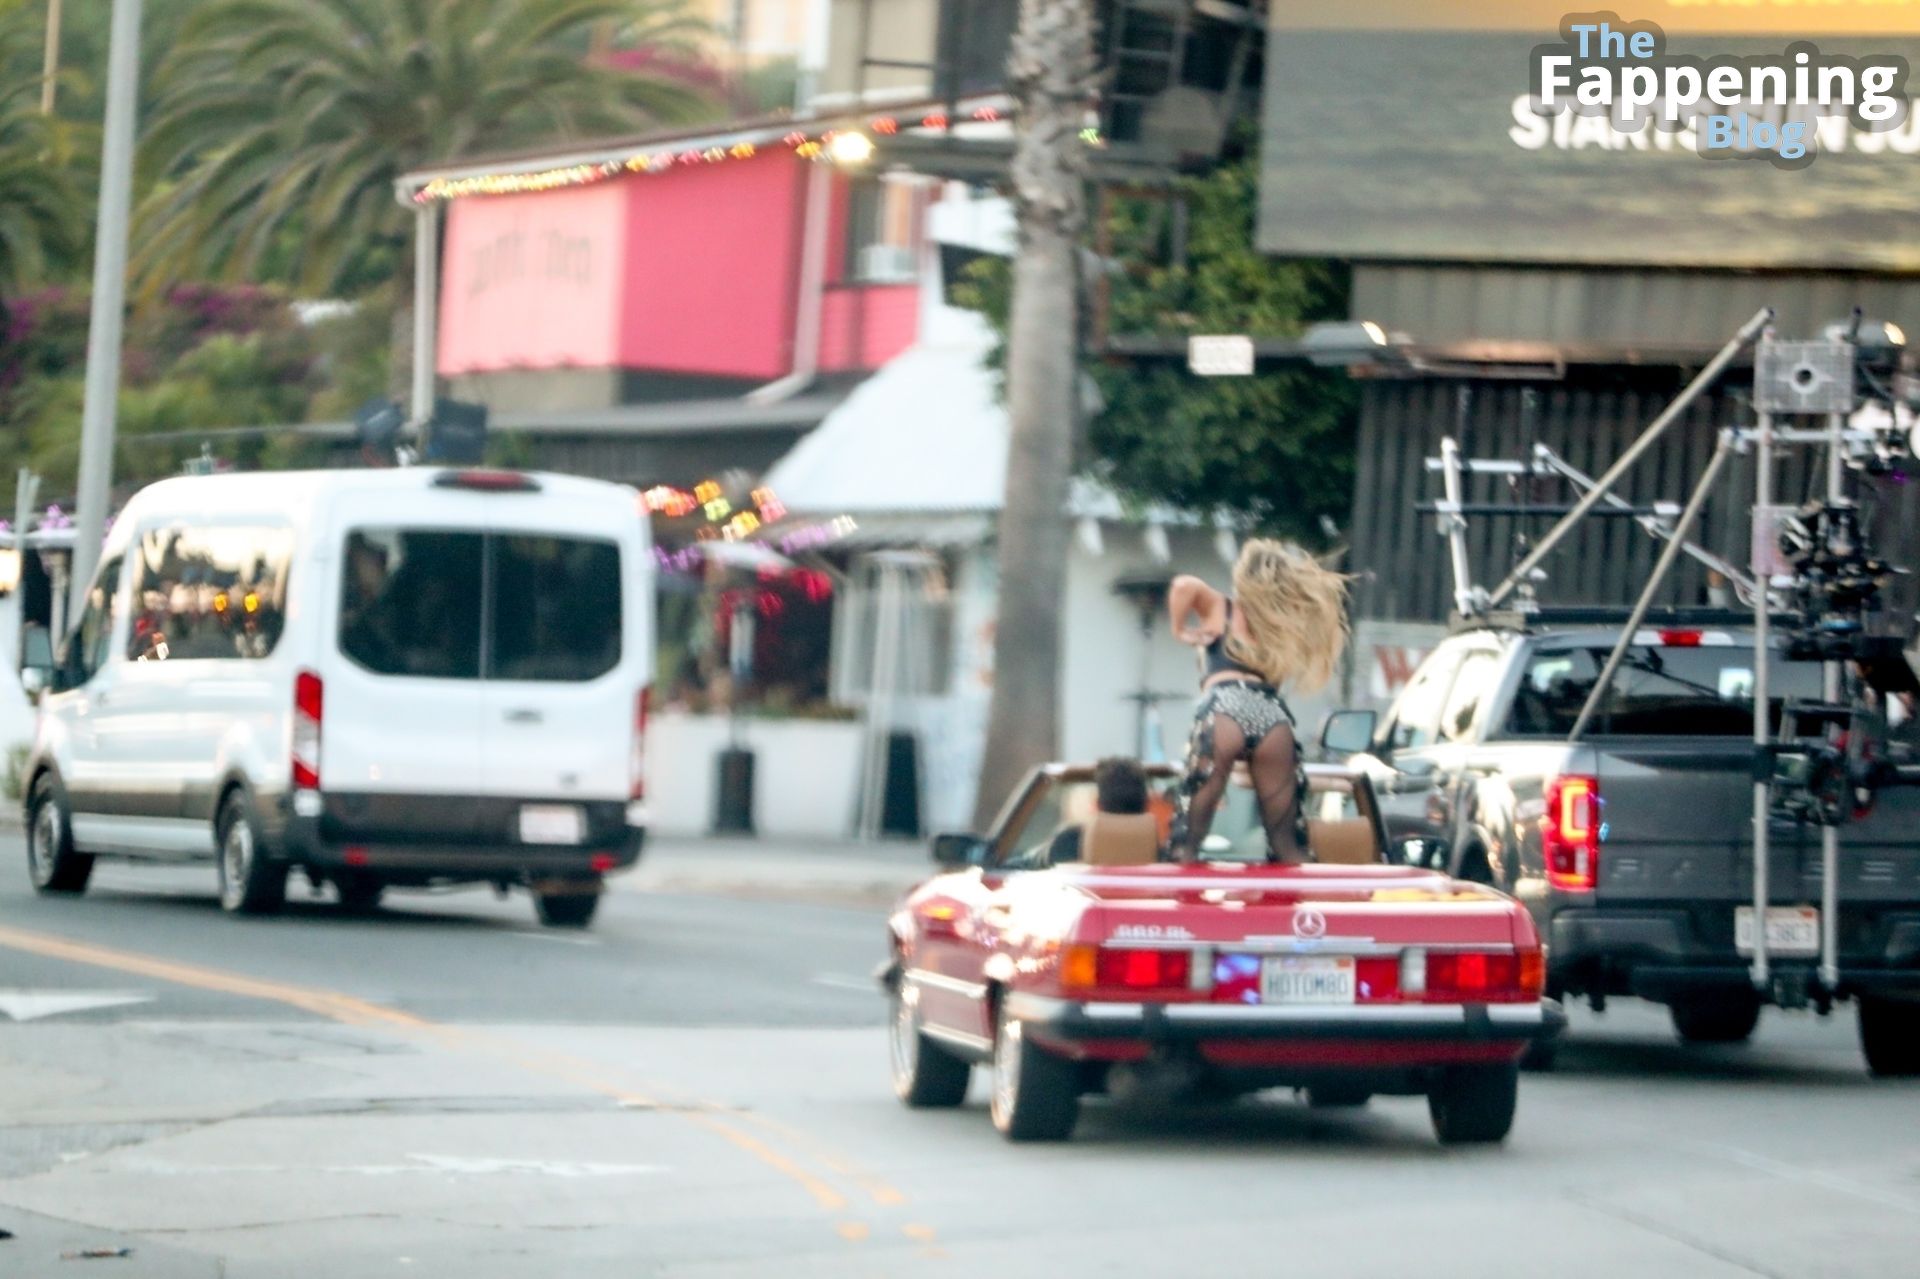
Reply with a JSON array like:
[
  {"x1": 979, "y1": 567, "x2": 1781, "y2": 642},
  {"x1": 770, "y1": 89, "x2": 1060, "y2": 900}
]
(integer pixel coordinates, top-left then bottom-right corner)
[{"x1": 1166, "y1": 540, "x2": 1350, "y2": 863}]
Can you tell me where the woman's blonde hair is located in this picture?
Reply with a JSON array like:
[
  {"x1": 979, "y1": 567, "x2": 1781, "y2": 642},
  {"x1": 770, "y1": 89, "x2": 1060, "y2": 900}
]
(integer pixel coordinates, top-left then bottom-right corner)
[{"x1": 1225, "y1": 539, "x2": 1351, "y2": 692}]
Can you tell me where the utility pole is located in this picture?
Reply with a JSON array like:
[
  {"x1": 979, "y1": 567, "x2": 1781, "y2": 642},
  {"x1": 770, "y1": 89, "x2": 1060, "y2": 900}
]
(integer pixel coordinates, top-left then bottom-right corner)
[
  {"x1": 971, "y1": 0, "x2": 1098, "y2": 825},
  {"x1": 69, "y1": 0, "x2": 142, "y2": 616},
  {"x1": 39, "y1": 0, "x2": 62, "y2": 114}
]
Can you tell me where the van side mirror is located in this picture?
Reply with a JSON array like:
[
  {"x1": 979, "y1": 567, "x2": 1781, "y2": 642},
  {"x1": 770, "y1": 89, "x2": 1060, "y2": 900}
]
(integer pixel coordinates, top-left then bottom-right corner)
[
  {"x1": 18, "y1": 626, "x2": 53, "y2": 700},
  {"x1": 1320, "y1": 709, "x2": 1377, "y2": 758},
  {"x1": 930, "y1": 832, "x2": 988, "y2": 869}
]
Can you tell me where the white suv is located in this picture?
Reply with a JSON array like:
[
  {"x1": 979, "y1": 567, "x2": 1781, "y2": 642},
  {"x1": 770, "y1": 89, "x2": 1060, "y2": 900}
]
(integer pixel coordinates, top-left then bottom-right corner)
[{"x1": 21, "y1": 468, "x2": 653, "y2": 928}]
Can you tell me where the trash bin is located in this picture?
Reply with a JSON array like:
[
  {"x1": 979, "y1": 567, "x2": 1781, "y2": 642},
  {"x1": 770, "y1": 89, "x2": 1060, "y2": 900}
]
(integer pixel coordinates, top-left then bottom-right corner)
[{"x1": 714, "y1": 747, "x2": 755, "y2": 834}]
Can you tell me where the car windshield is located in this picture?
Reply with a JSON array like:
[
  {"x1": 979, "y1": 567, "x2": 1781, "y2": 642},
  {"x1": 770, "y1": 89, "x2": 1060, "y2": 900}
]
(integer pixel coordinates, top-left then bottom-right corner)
[{"x1": 1508, "y1": 644, "x2": 1823, "y2": 736}]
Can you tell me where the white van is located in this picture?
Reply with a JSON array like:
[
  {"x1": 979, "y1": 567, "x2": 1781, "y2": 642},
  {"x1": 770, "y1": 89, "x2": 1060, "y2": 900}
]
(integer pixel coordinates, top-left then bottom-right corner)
[{"x1": 20, "y1": 468, "x2": 653, "y2": 928}]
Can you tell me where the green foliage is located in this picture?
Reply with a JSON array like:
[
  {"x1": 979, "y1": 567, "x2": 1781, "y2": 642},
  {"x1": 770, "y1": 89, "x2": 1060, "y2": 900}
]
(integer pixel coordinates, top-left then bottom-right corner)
[
  {"x1": 3, "y1": 742, "x2": 28, "y2": 802},
  {"x1": 0, "y1": 6, "x2": 91, "y2": 297},
  {"x1": 957, "y1": 153, "x2": 1358, "y2": 545},
  {"x1": 2, "y1": 285, "x2": 362, "y2": 503},
  {"x1": 135, "y1": 0, "x2": 715, "y2": 297}
]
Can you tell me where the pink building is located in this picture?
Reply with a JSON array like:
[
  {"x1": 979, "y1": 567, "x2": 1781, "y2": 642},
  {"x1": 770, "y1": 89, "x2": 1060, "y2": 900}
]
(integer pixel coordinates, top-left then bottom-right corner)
[{"x1": 404, "y1": 116, "x2": 942, "y2": 485}]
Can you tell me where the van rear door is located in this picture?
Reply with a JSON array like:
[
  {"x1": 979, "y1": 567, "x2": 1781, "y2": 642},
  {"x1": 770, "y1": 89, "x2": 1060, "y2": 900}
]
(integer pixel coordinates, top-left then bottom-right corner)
[
  {"x1": 479, "y1": 494, "x2": 644, "y2": 805},
  {"x1": 323, "y1": 494, "x2": 489, "y2": 797}
]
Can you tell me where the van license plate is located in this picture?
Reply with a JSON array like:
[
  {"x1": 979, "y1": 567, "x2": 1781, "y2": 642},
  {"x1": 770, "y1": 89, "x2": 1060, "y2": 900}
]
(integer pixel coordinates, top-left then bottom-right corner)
[
  {"x1": 1261, "y1": 956, "x2": 1356, "y2": 1005},
  {"x1": 1734, "y1": 906, "x2": 1819, "y2": 956},
  {"x1": 520, "y1": 805, "x2": 585, "y2": 845}
]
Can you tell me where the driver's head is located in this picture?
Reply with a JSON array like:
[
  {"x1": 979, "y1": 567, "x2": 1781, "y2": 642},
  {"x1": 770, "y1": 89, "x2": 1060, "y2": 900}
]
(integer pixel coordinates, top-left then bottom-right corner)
[{"x1": 1094, "y1": 757, "x2": 1148, "y2": 815}]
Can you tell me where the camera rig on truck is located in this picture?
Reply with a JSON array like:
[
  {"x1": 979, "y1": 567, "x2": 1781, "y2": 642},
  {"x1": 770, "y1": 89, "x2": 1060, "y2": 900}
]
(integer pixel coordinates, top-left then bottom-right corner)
[{"x1": 1421, "y1": 305, "x2": 1920, "y2": 1002}]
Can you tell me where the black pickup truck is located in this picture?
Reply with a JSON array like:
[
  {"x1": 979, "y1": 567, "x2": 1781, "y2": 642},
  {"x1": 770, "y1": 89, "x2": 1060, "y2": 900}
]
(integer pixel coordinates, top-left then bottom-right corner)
[{"x1": 1320, "y1": 610, "x2": 1920, "y2": 1074}]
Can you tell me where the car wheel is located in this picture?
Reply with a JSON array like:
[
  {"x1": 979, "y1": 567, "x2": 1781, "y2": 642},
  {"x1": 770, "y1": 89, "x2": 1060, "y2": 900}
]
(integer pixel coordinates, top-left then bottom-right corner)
[
  {"x1": 334, "y1": 873, "x2": 384, "y2": 914},
  {"x1": 1520, "y1": 1039, "x2": 1559, "y2": 1072},
  {"x1": 25, "y1": 776, "x2": 92, "y2": 895},
  {"x1": 534, "y1": 889, "x2": 601, "y2": 929},
  {"x1": 216, "y1": 791, "x2": 286, "y2": 916},
  {"x1": 1428, "y1": 1063, "x2": 1519, "y2": 1145},
  {"x1": 989, "y1": 1004, "x2": 1078, "y2": 1142},
  {"x1": 888, "y1": 981, "x2": 970, "y2": 1107},
  {"x1": 1859, "y1": 996, "x2": 1920, "y2": 1077},
  {"x1": 1670, "y1": 994, "x2": 1762, "y2": 1045},
  {"x1": 1305, "y1": 1083, "x2": 1373, "y2": 1108}
]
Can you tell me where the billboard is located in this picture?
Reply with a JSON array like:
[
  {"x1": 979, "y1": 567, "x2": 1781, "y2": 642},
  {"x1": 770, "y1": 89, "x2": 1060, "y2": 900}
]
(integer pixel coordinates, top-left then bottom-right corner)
[{"x1": 1258, "y1": 2, "x2": 1920, "y2": 270}]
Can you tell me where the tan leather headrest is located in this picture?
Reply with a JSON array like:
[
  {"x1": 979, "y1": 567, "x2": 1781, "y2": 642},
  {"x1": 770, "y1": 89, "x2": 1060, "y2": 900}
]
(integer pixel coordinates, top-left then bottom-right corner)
[
  {"x1": 1083, "y1": 813, "x2": 1160, "y2": 867},
  {"x1": 1309, "y1": 817, "x2": 1380, "y2": 866}
]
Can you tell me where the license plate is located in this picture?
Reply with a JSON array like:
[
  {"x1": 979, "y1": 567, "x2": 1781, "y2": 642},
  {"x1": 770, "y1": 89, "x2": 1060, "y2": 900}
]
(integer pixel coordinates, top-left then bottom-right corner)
[
  {"x1": 520, "y1": 805, "x2": 585, "y2": 845},
  {"x1": 1735, "y1": 906, "x2": 1820, "y2": 956},
  {"x1": 1261, "y1": 956, "x2": 1357, "y2": 1005}
]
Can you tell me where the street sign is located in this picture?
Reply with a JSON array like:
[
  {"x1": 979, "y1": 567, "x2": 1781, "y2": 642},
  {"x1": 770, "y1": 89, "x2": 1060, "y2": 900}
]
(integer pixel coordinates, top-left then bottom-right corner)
[{"x1": 1188, "y1": 334, "x2": 1255, "y2": 377}]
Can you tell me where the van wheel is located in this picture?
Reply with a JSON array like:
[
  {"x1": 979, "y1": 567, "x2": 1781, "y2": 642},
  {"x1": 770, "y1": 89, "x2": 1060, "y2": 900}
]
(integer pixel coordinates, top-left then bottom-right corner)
[
  {"x1": 1670, "y1": 994, "x2": 1762, "y2": 1044},
  {"x1": 889, "y1": 981, "x2": 970, "y2": 1107},
  {"x1": 989, "y1": 1006, "x2": 1079, "y2": 1142},
  {"x1": 535, "y1": 888, "x2": 600, "y2": 929},
  {"x1": 217, "y1": 792, "x2": 286, "y2": 916},
  {"x1": 1428, "y1": 1063, "x2": 1519, "y2": 1145},
  {"x1": 26, "y1": 776, "x2": 92, "y2": 895},
  {"x1": 1860, "y1": 996, "x2": 1920, "y2": 1077},
  {"x1": 334, "y1": 873, "x2": 384, "y2": 913}
]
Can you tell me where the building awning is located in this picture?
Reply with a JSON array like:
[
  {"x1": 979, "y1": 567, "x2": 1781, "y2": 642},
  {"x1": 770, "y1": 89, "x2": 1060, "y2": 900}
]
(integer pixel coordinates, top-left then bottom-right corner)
[{"x1": 494, "y1": 393, "x2": 850, "y2": 437}]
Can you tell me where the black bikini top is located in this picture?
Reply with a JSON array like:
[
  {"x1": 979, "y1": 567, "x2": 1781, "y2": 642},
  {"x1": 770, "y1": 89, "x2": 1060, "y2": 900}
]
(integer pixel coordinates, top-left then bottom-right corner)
[{"x1": 1203, "y1": 600, "x2": 1263, "y2": 680}]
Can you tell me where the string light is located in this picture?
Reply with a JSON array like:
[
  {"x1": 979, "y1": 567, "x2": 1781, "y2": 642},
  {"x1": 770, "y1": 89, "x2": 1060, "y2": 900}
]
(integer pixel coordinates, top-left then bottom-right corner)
[{"x1": 408, "y1": 104, "x2": 1025, "y2": 204}]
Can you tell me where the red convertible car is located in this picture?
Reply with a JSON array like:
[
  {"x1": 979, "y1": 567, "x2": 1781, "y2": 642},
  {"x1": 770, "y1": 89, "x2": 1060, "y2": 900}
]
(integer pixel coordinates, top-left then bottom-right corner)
[{"x1": 881, "y1": 763, "x2": 1565, "y2": 1144}]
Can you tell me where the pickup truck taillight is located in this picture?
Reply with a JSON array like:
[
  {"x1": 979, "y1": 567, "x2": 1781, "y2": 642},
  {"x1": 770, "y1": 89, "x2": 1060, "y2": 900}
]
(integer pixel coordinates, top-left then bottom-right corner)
[{"x1": 1543, "y1": 774, "x2": 1600, "y2": 892}]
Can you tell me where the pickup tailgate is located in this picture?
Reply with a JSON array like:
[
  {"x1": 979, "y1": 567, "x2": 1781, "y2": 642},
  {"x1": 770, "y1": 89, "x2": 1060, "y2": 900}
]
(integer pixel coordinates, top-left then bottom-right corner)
[{"x1": 1597, "y1": 740, "x2": 1920, "y2": 906}]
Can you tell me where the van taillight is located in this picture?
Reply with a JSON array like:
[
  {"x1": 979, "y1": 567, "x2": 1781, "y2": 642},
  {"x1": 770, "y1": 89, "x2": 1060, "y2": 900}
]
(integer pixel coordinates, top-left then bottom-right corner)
[
  {"x1": 1543, "y1": 775, "x2": 1600, "y2": 892},
  {"x1": 630, "y1": 687, "x2": 650, "y2": 802},
  {"x1": 292, "y1": 670, "x2": 323, "y2": 791}
]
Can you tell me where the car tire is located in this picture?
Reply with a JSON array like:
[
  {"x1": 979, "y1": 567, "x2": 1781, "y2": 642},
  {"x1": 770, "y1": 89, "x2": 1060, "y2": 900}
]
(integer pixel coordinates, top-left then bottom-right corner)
[
  {"x1": 989, "y1": 1005, "x2": 1079, "y2": 1142},
  {"x1": 1859, "y1": 996, "x2": 1920, "y2": 1077},
  {"x1": 534, "y1": 889, "x2": 601, "y2": 929},
  {"x1": 1428, "y1": 1063, "x2": 1519, "y2": 1146},
  {"x1": 1305, "y1": 1083, "x2": 1373, "y2": 1108},
  {"x1": 1520, "y1": 1039, "x2": 1559, "y2": 1072},
  {"x1": 216, "y1": 791, "x2": 286, "y2": 916},
  {"x1": 334, "y1": 873, "x2": 384, "y2": 914},
  {"x1": 25, "y1": 775, "x2": 92, "y2": 895},
  {"x1": 1670, "y1": 994, "x2": 1762, "y2": 1045},
  {"x1": 888, "y1": 982, "x2": 970, "y2": 1108}
]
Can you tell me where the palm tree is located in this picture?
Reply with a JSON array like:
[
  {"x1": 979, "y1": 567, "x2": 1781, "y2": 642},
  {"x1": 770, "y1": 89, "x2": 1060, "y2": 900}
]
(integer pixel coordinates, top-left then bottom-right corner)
[
  {"x1": 972, "y1": 0, "x2": 1098, "y2": 825},
  {"x1": 135, "y1": 0, "x2": 714, "y2": 296},
  {"x1": 0, "y1": 14, "x2": 87, "y2": 298}
]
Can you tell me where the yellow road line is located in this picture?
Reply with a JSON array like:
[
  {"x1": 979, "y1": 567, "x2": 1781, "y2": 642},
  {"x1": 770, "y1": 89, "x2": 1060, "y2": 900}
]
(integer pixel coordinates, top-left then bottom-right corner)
[{"x1": 0, "y1": 923, "x2": 887, "y2": 1231}]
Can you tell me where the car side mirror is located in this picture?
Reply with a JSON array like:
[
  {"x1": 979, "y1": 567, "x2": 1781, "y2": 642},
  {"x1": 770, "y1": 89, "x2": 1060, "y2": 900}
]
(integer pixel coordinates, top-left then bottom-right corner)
[
  {"x1": 1319, "y1": 709, "x2": 1377, "y2": 758},
  {"x1": 930, "y1": 832, "x2": 988, "y2": 869}
]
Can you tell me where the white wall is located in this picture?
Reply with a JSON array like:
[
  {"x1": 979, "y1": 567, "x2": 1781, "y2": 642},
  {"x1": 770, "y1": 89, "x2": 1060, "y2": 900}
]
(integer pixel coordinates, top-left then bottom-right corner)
[{"x1": 647, "y1": 711, "x2": 864, "y2": 838}]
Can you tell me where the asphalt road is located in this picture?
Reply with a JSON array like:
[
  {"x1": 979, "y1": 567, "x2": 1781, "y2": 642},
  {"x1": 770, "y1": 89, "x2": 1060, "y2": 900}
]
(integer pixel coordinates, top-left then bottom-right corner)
[{"x1": 1, "y1": 833, "x2": 1916, "y2": 1278}]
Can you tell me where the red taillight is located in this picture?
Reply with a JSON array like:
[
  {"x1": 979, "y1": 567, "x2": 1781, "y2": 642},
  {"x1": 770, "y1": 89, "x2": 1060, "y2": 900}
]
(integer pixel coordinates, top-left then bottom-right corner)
[
  {"x1": 431, "y1": 469, "x2": 540, "y2": 493},
  {"x1": 1657, "y1": 629, "x2": 1703, "y2": 647},
  {"x1": 1095, "y1": 948, "x2": 1192, "y2": 990},
  {"x1": 1425, "y1": 951, "x2": 1534, "y2": 1003},
  {"x1": 631, "y1": 687, "x2": 650, "y2": 802},
  {"x1": 1543, "y1": 774, "x2": 1600, "y2": 892},
  {"x1": 292, "y1": 670, "x2": 323, "y2": 790}
]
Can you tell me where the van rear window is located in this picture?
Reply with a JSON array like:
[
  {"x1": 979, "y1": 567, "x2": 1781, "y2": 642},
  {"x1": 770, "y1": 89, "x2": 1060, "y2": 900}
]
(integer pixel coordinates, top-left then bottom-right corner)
[
  {"x1": 340, "y1": 530, "x2": 621, "y2": 682},
  {"x1": 342, "y1": 531, "x2": 483, "y2": 679},
  {"x1": 1507, "y1": 645, "x2": 1822, "y2": 736}
]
